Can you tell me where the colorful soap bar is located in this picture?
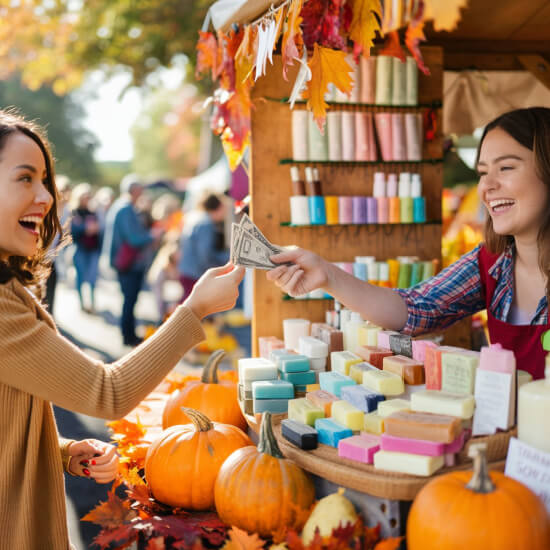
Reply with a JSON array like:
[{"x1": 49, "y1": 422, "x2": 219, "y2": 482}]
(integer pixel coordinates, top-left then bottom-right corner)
[
  {"x1": 389, "y1": 334, "x2": 413, "y2": 358},
  {"x1": 279, "y1": 355, "x2": 311, "y2": 373},
  {"x1": 338, "y1": 434, "x2": 380, "y2": 464},
  {"x1": 238, "y1": 357, "x2": 277, "y2": 382},
  {"x1": 341, "y1": 384, "x2": 385, "y2": 413},
  {"x1": 363, "y1": 411, "x2": 385, "y2": 434},
  {"x1": 358, "y1": 325, "x2": 382, "y2": 347},
  {"x1": 281, "y1": 418, "x2": 318, "y2": 450},
  {"x1": 350, "y1": 362, "x2": 378, "y2": 384},
  {"x1": 306, "y1": 383, "x2": 321, "y2": 392},
  {"x1": 319, "y1": 371, "x2": 356, "y2": 397},
  {"x1": 331, "y1": 351, "x2": 362, "y2": 375},
  {"x1": 259, "y1": 336, "x2": 285, "y2": 359},
  {"x1": 383, "y1": 355, "x2": 425, "y2": 385},
  {"x1": 377, "y1": 398, "x2": 411, "y2": 418},
  {"x1": 362, "y1": 368, "x2": 405, "y2": 396},
  {"x1": 332, "y1": 400, "x2": 365, "y2": 431},
  {"x1": 374, "y1": 450, "x2": 444, "y2": 476},
  {"x1": 380, "y1": 433, "x2": 444, "y2": 456},
  {"x1": 384, "y1": 410, "x2": 462, "y2": 444},
  {"x1": 412, "y1": 340, "x2": 438, "y2": 362},
  {"x1": 288, "y1": 398, "x2": 325, "y2": 426},
  {"x1": 479, "y1": 343, "x2": 515, "y2": 373},
  {"x1": 252, "y1": 380, "x2": 295, "y2": 400},
  {"x1": 315, "y1": 418, "x2": 353, "y2": 447},
  {"x1": 306, "y1": 389, "x2": 339, "y2": 416},
  {"x1": 281, "y1": 370, "x2": 317, "y2": 385},
  {"x1": 423, "y1": 346, "x2": 462, "y2": 390},
  {"x1": 253, "y1": 398, "x2": 289, "y2": 414},
  {"x1": 445, "y1": 430, "x2": 466, "y2": 454},
  {"x1": 377, "y1": 330, "x2": 399, "y2": 350},
  {"x1": 356, "y1": 345, "x2": 393, "y2": 369},
  {"x1": 441, "y1": 350, "x2": 480, "y2": 395},
  {"x1": 411, "y1": 390, "x2": 475, "y2": 419},
  {"x1": 299, "y1": 336, "x2": 329, "y2": 358}
]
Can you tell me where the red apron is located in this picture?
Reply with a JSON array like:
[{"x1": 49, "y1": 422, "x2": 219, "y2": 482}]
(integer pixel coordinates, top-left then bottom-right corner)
[{"x1": 478, "y1": 246, "x2": 549, "y2": 379}]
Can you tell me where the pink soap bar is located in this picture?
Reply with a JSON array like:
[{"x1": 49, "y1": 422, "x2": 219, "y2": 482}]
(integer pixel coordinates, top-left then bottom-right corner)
[
  {"x1": 444, "y1": 430, "x2": 466, "y2": 454},
  {"x1": 479, "y1": 343, "x2": 516, "y2": 374},
  {"x1": 412, "y1": 340, "x2": 438, "y2": 362},
  {"x1": 377, "y1": 330, "x2": 398, "y2": 350},
  {"x1": 338, "y1": 434, "x2": 381, "y2": 464},
  {"x1": 380, "y1": 433, "x2": 444, "y2": 456}
]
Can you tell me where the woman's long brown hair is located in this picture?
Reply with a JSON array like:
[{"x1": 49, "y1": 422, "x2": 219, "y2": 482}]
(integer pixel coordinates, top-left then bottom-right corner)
[
  {"x1": 0, "y1": 109, "x2": 65, "y2": 293},
  {"x1": 477, "y1": 107, "x2": 550, "y2": 303}
]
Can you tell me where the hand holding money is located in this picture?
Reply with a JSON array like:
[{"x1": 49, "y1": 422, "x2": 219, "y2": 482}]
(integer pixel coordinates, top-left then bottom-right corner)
[{"x1": 231, "y1": 214, "x2": 291, "y2": 270}]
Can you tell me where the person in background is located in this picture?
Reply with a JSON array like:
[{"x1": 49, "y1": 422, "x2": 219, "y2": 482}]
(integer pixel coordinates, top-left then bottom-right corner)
[
  {"x1": 70, "y1": 182, "x2": 102, "y2": 313},
  {"x1": 103, "y1": 175, "x2": 162, "y2": 347},
  {"x1": 179, "y1": 193, "x2": 229, "y2": 299},
  {"x1": 0, "y1": 109, "x2": 244, "y2": 550},
  {"x1": 93, "y1": 185, "x2": 115, "y2": 234},
  {"x1": 267, "y1": 107, "x2": 550, "y2": 381}
]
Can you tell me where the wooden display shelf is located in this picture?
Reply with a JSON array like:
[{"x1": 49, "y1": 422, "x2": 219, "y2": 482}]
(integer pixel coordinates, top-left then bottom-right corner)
[{"x1": 273, "y1": 423, "x2": 514, "y2": 501}]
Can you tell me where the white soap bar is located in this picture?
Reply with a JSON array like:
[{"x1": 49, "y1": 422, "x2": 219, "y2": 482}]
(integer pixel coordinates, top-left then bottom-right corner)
[
  {"x1": 517, "y1": 369, "x2": 533, "y2": 388},
  {"x1": 299, "y1": 336, "x2": 329, "y2": 358},
  {"x1": 242, "y1": 363, "x2": 279, "y2": 382},
  {"x1": 331, "y1": 351, "x2": 362, "y2": 375},
  {"x1": 310, "y1": 357, "x2": 327, "y2": 371},
  {"x1": 283, "y1": 318, "x2": 311, "y2": 351},
  {"x1": 377, "y1": 398, "x2": 411, "y2": 418},
  {"x1": 238, "y1": 357, "x2": 277, "y2": 382},
  {"x1": 411, "y1": 390, "x2": 475, "y2": 419},
  {"x1": 374, "y1": 450, "x2": 444, "y2": 476}
]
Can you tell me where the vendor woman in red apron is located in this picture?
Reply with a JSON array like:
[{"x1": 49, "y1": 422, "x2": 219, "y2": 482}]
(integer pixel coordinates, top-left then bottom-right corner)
[{"x1": 267, "y1": 107, "x2": 550, "y2": 379}]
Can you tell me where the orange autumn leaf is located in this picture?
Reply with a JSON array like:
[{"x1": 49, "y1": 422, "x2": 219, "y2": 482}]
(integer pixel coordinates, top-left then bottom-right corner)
[
  {"x1": 373, "y1": 536, "x2": 404, "y2": 550},
  {"x1": 379, "y1": 30, "x2": 406, "y2": 62},
  {"x1": 281, "y1": 0, "x2": 304, "y2": 80},
  {"x1": 235, "y1": 25, "x2": 258, "y2": 85},
  {"x1": 273, "y1": 4, "x2": 286, "y2": 51},
  {"x1": 223, "y1": 527, "x2": 266, "y2": 550},
  {"x1": 349, "y1": 0, "x2": 382, "y2": 57},
  {"x1": 81, "y1": 490, "x2": 136, "y2": 529},
  {"x1": 107, "y1": 418, "x2": 146, "y2": 444},
  {"x1": 405, "y1": 20, "x2": 430, "y2": 75},
  {"x1": 196, "y1": 31, "x2": 221, "y2": 80},
  {"x1": 424, "y1": 0, "x2": 468, "y2": 32},
  {"x1": 303, "y1": 44, "x2": 353, "y2": 130}
]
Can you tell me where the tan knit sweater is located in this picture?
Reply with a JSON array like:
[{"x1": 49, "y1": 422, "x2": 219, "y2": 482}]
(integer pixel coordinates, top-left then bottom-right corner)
[{"x1": 0, "y1": 278, "x2": 205, "y2": 550}]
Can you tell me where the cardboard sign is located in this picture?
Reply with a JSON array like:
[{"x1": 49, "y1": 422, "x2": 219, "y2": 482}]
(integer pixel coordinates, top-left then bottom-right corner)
[{"x1": 505, "y1": 437, "x2": 550, "y2": 513}]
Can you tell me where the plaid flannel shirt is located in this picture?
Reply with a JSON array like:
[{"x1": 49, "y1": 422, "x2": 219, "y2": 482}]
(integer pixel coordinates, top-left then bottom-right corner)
[{"x1": 395, "y1": 243, "x2": 549, "y2": 335}]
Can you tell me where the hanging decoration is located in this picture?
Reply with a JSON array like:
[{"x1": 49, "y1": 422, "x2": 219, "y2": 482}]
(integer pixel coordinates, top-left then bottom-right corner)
[{"x1": 197, "y1": 0, "x2": 467, "y2": 170}]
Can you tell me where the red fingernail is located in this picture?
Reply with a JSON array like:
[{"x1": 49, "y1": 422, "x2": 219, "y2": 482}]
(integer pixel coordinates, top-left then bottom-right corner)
[
  {"x1": 91, "y1": 460, "x2": 96, "y2": 466},
  {"x1": 83, "y1": 468, "x2": 90, "y2": 476},
  {"x1": 80, "y1": 460, "x2": 89, "y2": 466}
]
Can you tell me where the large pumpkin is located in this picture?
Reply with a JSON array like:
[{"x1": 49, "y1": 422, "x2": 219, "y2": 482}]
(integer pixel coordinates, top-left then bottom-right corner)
[
  {"x1": 163, "y1": 349, "x2": 246, "y2": 431},
  {"x1": 407, "y1": 442, "x2": 550, "y2": 550},
  {"x1": 145, "y1": 407, "x2": 252, "y2": 510},
  {"x1": 214, "y1": 411, "x2": 315, "y2": 537}
]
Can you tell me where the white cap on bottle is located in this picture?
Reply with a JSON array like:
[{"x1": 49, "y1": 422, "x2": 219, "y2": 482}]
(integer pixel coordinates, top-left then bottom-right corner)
[
  {"x1": 373, "y1": 172, "x2": 386, "y2": 197},
  {"x1": 305, "y1": 166, "x2": 314, "y2": 182},
  {"x1": 290, "y1": 166, "x2": 300, "y2": 181},
  {"x1": 387, "y1": 173, "x2": 398, "y2": 197},
  {"x1": 411, "y1": 173, "x2": 422, "y2": 197},
  {"x1": 398, "y1": 172, "x2": 411, "y2": 197},
  {"x1": 355, "y1": 256, "x2": 376, "y2": 264},
  {"x1": 313, "y1": 167, "x2": 320, "y2": 181},
  {"x1": 378, "y1": 262, "x2": 390, "y2": 282}
]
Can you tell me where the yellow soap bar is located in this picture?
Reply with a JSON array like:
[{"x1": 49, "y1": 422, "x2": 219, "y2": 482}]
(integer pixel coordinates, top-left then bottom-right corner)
[
  {"x1": 350, "y1": 362, "x2": 377, "y2": 384},
  {"x1": 374, "y1": 450, "x2": 444, "y2": 476},
  {"x1": 377, "y1": 398, "x2": 411, "y2": 418},
  {"x1": 288, "y1": 398, "x2": 325, "y2": 427},
  {"x1": 362, "y1": 368, "x2": 405, "y2": 396},
  {"x1": 331, "y1": 351, "x2": 362, "y2": 375},
  {"x1": 363, "y1": 411, "x2": 385, "y2": 434},
  {"x1": 358, "y1": 325, "x2": 381, "y2": 347},
  {"x1": 306, "y1": 383, "x2": 321, "y2": 392},
  {"x1": 331, "y1": 400, "x2": 365, "y2": 431}
]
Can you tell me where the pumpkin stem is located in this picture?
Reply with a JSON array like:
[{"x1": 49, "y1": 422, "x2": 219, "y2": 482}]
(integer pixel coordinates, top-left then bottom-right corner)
[
  {"x1": 201, "y1": 349, "x2": 226, "y2": 384},
  {"x1": 180, "y1": 407, "x2": 213, "y2": 432},
  {"x1": 257, "y1": 412, "x2": 284, "y2": 458},
  {"x1": 466, "y1": 442, "x2": 495, "y2": 494}
]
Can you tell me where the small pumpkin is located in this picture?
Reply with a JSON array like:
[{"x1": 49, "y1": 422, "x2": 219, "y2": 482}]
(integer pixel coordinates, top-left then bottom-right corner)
[
  {"x1": 407, "y1": 442, "x2": 550, "y2": 550},
  {"x1": 214, "y1": 412, "x2": 315, "y2": 537},
  {"x1": 162, "y1": 349, "x2": 246, "y2": 431},
  {"x1": 145, "y1": 407, "x2": 252, "y2": 510}
]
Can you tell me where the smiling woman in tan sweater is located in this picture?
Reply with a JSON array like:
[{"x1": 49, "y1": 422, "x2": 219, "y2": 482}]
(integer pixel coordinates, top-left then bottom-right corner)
[{"x1": 0, "y1": 110, "x2": 245, "y2": 550}]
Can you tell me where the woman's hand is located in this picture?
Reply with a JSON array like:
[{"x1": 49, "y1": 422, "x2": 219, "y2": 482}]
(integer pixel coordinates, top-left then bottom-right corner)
[
  {"x1": 267, "y1": 248, "x2": 331, "y2": 297},
  {"x1": 67, "y1": 439, "x2": 119, "y2": 484},
  {"x1": 184, "y1": 263, "x2": 245, "y2": 319}
]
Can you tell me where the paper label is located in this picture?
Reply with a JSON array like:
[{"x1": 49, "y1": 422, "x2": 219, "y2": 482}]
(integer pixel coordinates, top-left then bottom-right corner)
[
  {"x1": 505, "y1": 438, "x2": 550, "y2": 513},
  {"x1": 472, "y1": 369, "x2": 514, "y2": 436}
]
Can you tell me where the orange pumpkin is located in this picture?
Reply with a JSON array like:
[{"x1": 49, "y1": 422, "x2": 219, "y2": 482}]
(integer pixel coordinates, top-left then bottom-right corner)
[
  {"x1": 162, "y1": 349, "x2": 246, "y2": 431},
  {"x1": 145, "y1": 407, "x2": 252, "y2": 510},
  {"x1": 407, "y1": 442, "x2": 550, "y2": 550},
  {"x1": 214, "y1": 412, "x2": 315, "y2": 537}
]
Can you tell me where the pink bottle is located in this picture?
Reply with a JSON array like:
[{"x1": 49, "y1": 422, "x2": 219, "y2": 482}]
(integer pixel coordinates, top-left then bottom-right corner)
[{"x1": 374, "y1": 112, "x2": 393, "y2": 161}]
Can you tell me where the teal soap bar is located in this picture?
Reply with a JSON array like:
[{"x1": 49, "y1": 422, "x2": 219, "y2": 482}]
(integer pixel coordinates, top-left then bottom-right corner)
[
  {"x1": 252, "y1": 380, "x2": 295, "y2": 399},
  {"x1": 319, "y1": 371, "x2": 356, "y2": 397},
  {"x1": 253, "y1": 398, "x2": 289, "y2": 414},
  {"x1": 279, "y1": 355, "x2": 311, "y2": 373},
  {"x1": 281, "y1": 370, "x2": 317, "y2": 385},
  {"x1": 314, "y1": 417, "x2": 353, "y2": 447}
]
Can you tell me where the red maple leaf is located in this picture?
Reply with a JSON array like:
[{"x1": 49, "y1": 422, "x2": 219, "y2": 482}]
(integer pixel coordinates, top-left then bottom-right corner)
[
  {"x1": 92, "y1": 524, "x2": 138, "y2": 550},
  {"x1": 301, "y1": 0, "x2": 347, "y2": 50},
  {"x1": 195, "y1": 31, "x2": 221, "y2": 81},
  {"x1": 81, "y1": 490, "x2": 136, "y2": 529}
]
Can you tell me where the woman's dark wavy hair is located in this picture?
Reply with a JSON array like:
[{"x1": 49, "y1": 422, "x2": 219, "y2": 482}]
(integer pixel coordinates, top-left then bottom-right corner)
[
  {"x1": 476, "y1": 107, "x2": 550, "y2": 302},
  {"x1": 0, "y1": 109, "x2": 64, "y2": 292}
]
